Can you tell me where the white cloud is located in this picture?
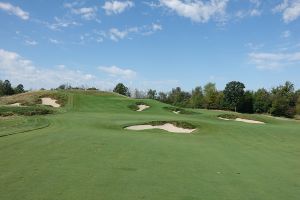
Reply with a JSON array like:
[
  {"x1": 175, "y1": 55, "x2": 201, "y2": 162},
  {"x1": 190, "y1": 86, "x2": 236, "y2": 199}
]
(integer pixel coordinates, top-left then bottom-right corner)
[
  {"x1": 282, "y1": 30, "x2": 291, "y2": 38},
  {"x1": 0, "y1": 2, "x2": 29, "y2": 20},
  {"x1": 152, "y1": 23, "x2": 163, "y2": 31},
  {"x1": 99, "y1": 66, "x2": 137, "y2": 79},
  {"x1": 47, "y1": 17, "x2": 80, "y2": 31},
  {"x1": 25, "y1": 40, "x2": 38, "y2": 46},
  {"x1": 106, "y1": 24, "x2": 162, "y2": 41},
  {"x1": 249, "y1": 0, "x2": 261, "y2": 7},
  {"x1": 64, "y1": 3, "x2": 98, "y2": 20},
  {"x1": 249, "y1": 9, "x2": 261, "y2": 16},
  {"x1": 49, "y1": 38, "x2": 62, "y2": 44},
  {"x1": 103, "y1": 1, "x2": 134, "y2": 15},
  {"x1": 72, "y1": 7, "x2": 98, "y2": 20},
  {"x1": 249, "y1": 51, "x2": 300, "y2": 70},
  {"x1": 0, "y1": 49, "x2": 108, "y2": 89},
  {"x1": 160, "y1": 0, "x2": 228, "y2": 23},
  {"x1": 245, "y1": 42, "x2": 264, "y2": 50},
  {"x1": 273, "y1": 0, "x2": 300, "y2": 23}
]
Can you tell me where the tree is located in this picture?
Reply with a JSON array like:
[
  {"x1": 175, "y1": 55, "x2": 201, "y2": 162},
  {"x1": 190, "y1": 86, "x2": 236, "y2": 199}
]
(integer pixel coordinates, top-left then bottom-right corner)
[
  {"x1": 253, "y1": 88, "x2": 271, "y2": 113},
  {"x1": 2, "y1": 80, "x2": 14, "y2": 95},
  {"x1": 168, "y1": 87, "x2": 191, "y2": 106},
  {"x1": 14, "y1": 84, "x2": 25, "y2": 94},
  {"x1": 157, "y1": 92, "x2": 168, "y2": 103},
  {"x1": 190, "y1": 86, "x2": 204, "y2": 108},
  {"x1": 113, "y1": 83, "x2": 130, "y2": 96},
  {"x1": 0, "y1": 80, "x2": 3, "y2": 96},
  {"x1": 203, "y1": 83, "x2": 218, "y2": 109},
  {"x1": 133, "y1": 89, "x2": 146, "y2": 99},
  {"x1": 296, "y1": 96, "x2": 300, "y2": 115},
  {"x1": 270, "y1": 81, "x2": 296, "y2": 118},
  {"x1": 147, "y1": 89, "x2": 157, "y2": 99},
  {"x1": 238, "y1": 91, "x2": 254, "y2": 113},
  {"x1": 224, "y1": 81, "x2": 245, "y2": 112}
]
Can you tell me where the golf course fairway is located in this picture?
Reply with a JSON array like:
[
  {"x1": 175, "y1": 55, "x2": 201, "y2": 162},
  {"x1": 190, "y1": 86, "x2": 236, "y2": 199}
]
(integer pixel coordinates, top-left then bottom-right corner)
[{"x1": 0, "y1": 90, "x2": 299, "y2": 200}]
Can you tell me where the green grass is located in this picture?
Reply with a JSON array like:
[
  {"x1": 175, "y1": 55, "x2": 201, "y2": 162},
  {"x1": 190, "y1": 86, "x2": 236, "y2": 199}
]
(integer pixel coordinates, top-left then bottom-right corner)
[{"x1": 0, "y1": 91, "x2": 300, "y2": 200}]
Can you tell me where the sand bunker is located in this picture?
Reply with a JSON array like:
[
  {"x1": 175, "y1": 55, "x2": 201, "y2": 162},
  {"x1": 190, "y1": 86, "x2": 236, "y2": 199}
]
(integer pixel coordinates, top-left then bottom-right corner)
[
  {"x1": 8, "y1": 103, "x2": 21, "y2": 107},
  {"x1": 173, "y1": 111, "x2": 181, "y2": 114},
  {"x1": 235, "y1": 118, "x2": 265, "y2": 124},
  {"x1": 136, "y1": 104, "x2": 149, "y2": 112},
  {"x1": 218, "y1": 117, "x2": 264, "y2": 124},
  {"x1": 41, "y1": 98, "x2": 60, "y2": 108},
  {"x1": 125, "y1": 123, "x2": 195, "y2": 133}
]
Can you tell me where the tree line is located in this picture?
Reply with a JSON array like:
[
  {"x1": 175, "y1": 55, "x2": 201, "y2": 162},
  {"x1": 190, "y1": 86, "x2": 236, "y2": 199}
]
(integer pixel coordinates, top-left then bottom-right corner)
[
  {"x1": 1, "y1": 80, "x2": 299, "y2": 118},
  {"x1": 114, "y1": 81, "x2": 300, "y2": 118},
  {"x1": 0, "y1": 80, "x2": 25, "y2": 96}
]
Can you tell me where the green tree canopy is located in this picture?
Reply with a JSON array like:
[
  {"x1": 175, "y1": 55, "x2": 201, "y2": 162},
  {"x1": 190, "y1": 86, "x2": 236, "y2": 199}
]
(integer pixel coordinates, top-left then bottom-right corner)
[
  {"x1": 190, "y1": 86, "x2": 204, "y2": 108},
  {"x1": 203, "y1": 82, "x2": 219, "y2": 109},
  {"x1": 113, "y1": 83, "x2": 130, "y2": 96},
  {"x1": 224, "y1": 81, "x2": 245, "y2": 112}
]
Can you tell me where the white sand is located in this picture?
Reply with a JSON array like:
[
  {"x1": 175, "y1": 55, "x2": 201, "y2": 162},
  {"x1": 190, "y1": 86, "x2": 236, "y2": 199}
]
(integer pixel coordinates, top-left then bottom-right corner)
[
  {"x1": 235, "y1": 118, "x2": 265, "y2": 124},
  {"x1": 218, "y1": 117, "x2": 230, "y2": 121},
  {"x1": 218, "y1": 117, "x2": 264, "y2": 124},
  {"x1": 41, "y1": 98, "x2": 60, "y2": 108},
  {"x1": 173, "y1": 111, "x2": 181, "y2": 114},
  {"x1": 8, "y1": 103, "x2": 21, "y2": 107},
  {"x1": 136, "y1": 104, "x2": 149, "y2": 112},
  {"x1": 125, "y1": 123, "x2": 195, "y2": 133}
]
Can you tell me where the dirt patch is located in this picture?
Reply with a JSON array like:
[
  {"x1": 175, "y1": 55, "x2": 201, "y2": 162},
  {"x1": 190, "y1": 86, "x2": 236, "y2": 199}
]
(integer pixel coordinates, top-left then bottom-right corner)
[
  {"x1": 41, "y1": 98, "x2": 60, "y2": 108},
  {"x1": 125, "y1": 123, "x2": 195, "y2": 133}
]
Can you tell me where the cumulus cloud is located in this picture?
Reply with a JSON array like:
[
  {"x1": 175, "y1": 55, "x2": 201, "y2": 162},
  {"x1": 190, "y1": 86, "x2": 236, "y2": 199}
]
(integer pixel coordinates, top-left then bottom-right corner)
[
  {"x1": 0, "y1": 2, "x2": 29, "y2": 20},
  {"x1": 0, "y1": 49, "x2": 106, "y2": 89},
  {"x1": 159, "y1": 0, "x2": 228, "y2": 23},
  {"x1": 105, "y1": 23, "x2": 162, "y2": 41},
  {"x1": 103, "y1": 1, "x2": 134, "y2": 15},
  {"x1": 64, "y1": 3, "x2": 98, "y2": 20},
  {"x1": 273, "y1": 0, "x2": 300, "y2": 23},
  {"x1": 46, "y1": 17, "x2": 80, "y2": 31},
  {"x1": 25, "y1": 40, "x2": 38, "y2": 46},
  {"x1": 98, "y1": 66, "x2": 137, "y2": 79},
  {"x1": 49, "y1": 38, "x2": 62, "y2": 44},
  {"x1": 282, "y1": 30, "x2": 291, "y2": 38},
  {"x1": 249, "y1": 51, "x2": 300, "y2": 70}
]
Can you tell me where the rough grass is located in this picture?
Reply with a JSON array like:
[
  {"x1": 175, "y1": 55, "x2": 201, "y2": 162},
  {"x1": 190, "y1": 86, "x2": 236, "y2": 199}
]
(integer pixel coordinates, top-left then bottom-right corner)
[
  {"x1": 163, "y1": 106, "x2": 195, "y2": 114},
  {"x1": 144, "y1": 120, "x2": 196, "y2": 129},
  {"x1": 218, "y1": 113, "x2": 239, "y2": 119},
  {"x1": 0, "y1": 106, "x2": 54, "y2": 116},
  {"x1": 0, "y1": 90, "x2": 68, "y2": 106}
]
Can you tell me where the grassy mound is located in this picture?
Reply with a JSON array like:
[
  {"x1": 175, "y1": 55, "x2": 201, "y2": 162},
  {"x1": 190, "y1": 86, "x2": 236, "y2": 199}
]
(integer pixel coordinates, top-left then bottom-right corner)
[
  {"x1": 0, "y1": 91, "x2": 68, "y2": 106},
  {"x1": 163, "y1": 106, "x2": 195, "y2": 114},
  {"x1": 0, "y1": 117, "x2": 50, "y2": 137},
  {"x1": 0, "y1": 106, "x2": 54, "y2": 116},
  {"x1": 217, "y1": 113, "x2": 239, "y2": 119},
  {"x1": 128, "y1": 102, "x2": 150, "y2": 111}
]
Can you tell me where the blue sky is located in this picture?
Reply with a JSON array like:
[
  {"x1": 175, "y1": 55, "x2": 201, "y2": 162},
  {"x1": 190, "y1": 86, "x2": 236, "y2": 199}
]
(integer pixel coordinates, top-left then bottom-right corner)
[{"x1": 0, "y1": 0, "x2": 300, "y2": 91}]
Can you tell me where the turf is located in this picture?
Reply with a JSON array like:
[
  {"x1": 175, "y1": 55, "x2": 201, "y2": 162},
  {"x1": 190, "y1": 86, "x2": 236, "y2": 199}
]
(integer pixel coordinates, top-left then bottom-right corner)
[{"x1": 0, "y1": 91, "x2": 299, "y2": 200}]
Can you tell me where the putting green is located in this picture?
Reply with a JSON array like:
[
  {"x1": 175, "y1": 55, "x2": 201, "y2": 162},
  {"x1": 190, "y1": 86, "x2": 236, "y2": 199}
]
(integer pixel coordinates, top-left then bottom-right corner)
[{"x1": 0, "y1": 91, "x2": 299, "y2": 200}]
